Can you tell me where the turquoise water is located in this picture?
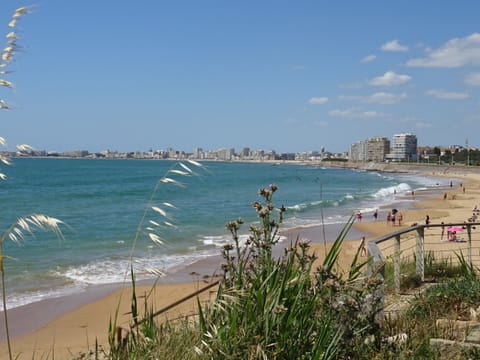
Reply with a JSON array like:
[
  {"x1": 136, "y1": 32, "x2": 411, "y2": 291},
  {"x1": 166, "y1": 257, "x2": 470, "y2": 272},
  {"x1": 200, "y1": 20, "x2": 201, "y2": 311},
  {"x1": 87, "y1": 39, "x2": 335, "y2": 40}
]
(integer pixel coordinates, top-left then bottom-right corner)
[{"x1": 0, "y1": 158, "x2": 445, "y2": 308}]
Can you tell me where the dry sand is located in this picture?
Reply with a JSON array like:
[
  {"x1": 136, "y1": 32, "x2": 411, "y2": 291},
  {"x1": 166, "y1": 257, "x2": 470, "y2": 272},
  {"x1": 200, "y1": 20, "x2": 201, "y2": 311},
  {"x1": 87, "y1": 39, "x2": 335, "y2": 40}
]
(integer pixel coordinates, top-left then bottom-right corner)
[{"x1": 2, "y1": 168, "x2": 480, "y2": 359}]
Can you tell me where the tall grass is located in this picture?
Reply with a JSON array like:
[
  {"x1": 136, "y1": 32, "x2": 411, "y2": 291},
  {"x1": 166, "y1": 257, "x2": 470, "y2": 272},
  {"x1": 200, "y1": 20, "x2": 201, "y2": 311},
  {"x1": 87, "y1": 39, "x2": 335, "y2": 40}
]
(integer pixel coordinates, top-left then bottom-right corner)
[{"x1": 0, "y1": 6, "x2": 69, "y2": 360}]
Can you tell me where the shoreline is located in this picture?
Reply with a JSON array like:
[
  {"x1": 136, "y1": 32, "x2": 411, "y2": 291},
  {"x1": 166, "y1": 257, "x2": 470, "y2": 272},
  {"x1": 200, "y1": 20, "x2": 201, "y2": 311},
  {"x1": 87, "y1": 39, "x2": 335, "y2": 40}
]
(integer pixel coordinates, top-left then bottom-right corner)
[
  {"x1": 0, "y1": 220, "x2": 365, "y2": 341},
  {"x1": 2, "y1": 166, "x2": 479, "y2": 358}
]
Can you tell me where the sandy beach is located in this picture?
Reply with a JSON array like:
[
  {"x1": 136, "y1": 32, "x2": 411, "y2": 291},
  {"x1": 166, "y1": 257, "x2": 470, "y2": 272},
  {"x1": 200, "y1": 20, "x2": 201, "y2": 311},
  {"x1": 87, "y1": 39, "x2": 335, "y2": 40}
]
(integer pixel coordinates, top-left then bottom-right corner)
[{"x1": 2, "y1": 166, "x2": 480, "y2": 359}]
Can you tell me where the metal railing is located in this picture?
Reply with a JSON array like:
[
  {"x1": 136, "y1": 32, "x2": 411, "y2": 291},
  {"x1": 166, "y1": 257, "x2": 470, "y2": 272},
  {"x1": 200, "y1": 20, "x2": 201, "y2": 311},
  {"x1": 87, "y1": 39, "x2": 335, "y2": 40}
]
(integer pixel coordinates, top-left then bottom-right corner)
[{"x1": 367, "y1": 222, "x2": 480, "y2": 293}]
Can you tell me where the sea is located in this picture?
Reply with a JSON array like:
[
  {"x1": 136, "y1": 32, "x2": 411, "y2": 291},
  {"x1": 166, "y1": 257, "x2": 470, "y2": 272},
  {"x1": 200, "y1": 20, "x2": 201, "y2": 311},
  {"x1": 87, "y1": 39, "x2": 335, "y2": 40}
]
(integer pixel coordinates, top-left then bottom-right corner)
[{"x1": 0, "y1": 158, "x2": 448, "y2": 309}]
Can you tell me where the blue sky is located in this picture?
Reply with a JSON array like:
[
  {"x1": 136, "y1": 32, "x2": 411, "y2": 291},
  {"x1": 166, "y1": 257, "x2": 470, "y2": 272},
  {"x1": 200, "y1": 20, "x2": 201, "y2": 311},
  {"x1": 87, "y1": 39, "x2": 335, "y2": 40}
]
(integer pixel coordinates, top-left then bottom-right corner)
[{"x1": 1, "y1": 1, "x2": 480, "y2": 153}]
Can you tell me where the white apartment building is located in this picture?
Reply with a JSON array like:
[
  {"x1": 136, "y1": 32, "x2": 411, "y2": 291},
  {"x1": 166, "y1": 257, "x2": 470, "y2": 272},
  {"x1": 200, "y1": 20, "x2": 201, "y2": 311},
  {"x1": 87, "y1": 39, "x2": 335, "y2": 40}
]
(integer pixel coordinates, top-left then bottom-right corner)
[{"x1": 387, "y1": 133, "x2": 418, "y2": 161}]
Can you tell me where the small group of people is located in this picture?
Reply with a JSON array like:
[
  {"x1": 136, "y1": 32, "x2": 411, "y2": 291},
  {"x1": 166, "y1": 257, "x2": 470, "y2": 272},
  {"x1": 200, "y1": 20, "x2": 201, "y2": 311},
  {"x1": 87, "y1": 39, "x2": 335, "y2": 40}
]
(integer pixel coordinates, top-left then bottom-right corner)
[
  {"x1": 467, "y1": 206, "x2": 479, "y2": 223},
  {"x1": 386, "y1": 210, "x2": 403, "y2": 226}
]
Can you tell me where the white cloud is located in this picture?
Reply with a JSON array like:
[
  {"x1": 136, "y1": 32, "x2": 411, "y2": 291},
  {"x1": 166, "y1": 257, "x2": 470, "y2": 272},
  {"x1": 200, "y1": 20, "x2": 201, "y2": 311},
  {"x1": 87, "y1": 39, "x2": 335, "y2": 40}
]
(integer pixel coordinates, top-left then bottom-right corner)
[
  {"x1": 369, "y1": 71, "x2": 411, "y2": 86},
  {"x1": 425, "y1": 89, "x2": 469, "y2": 100},
  {"x1": 406, "y1": 33, "x2": 480, "y2": 68},
  {"x1": 465, "y1": 72, "x2": 480, "y2": 86},
  {"x1": 363, "y1": 92, "x2": 407, "y2": 104},
  {"x1": 361, "y1": 54, "x2": 376, "y2": 63},
  {"x1": 381, "y1": 40, "x2": 409, "y2": 52},
  {"x1": 328, "y1": 109, "x2": 384, "y2": 119},
  {"x1": 308, "y1": 97, "x2": 329, "y2": 105}
]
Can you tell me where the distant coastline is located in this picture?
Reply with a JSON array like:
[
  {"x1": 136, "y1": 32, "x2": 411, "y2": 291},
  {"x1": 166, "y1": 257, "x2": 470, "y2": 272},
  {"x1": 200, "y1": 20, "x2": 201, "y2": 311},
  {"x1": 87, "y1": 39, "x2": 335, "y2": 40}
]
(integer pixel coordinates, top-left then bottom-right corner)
[{"x1": 9, "y1": 154, "x2": 479, "y2": 176}]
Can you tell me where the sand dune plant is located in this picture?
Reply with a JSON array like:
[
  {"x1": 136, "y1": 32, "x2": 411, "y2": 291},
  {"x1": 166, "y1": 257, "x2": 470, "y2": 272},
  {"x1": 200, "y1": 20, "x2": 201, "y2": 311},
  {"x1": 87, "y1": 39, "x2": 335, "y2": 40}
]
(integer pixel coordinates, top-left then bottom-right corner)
[
  {"x1": 1, "y1": 5, "x2": 31, "y2": 109},
  {"x1": 1, "y1": 143, "x2": 66, "y2": 360},
  {"x1": 130, "y1": 160, "x2": 205, "y2": 278},
  {"x1": 195, "y1": 184, "x2": 382, "y2": 359},
  {"x1": 1, "y1": 214, "x2": 65, "y2": 360}
]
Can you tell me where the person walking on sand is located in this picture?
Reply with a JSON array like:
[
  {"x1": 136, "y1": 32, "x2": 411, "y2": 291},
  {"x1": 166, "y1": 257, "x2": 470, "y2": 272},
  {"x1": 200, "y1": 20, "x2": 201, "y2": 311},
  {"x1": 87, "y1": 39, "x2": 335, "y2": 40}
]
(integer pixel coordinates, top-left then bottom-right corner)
[
  {"x1": 360, "y1": 236, "x2": 367, "y2": 257},
  {"x1": 397, "y1": 212, "x2": 403, "y2": 226},
  {"x1": 373, "y1": 209, "x2": 378, "y2": 221},
  {"x1": 425, "y1": 214, "x2": 430, "y2": 227}
]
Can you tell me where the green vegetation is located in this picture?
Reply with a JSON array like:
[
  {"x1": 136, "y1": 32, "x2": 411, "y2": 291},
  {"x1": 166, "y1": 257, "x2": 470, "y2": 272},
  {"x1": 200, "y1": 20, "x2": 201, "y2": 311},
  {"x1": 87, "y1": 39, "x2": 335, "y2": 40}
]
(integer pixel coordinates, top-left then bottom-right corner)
[
  {"x1": 383, "y1": 252, "x2": 467, "y2": 292},
  {"x1": 103, "y1": 185, "x2": 384, "y2": 359},
  {"x1": 100, "y1": 203, "x2": 480, "y2": 359}
]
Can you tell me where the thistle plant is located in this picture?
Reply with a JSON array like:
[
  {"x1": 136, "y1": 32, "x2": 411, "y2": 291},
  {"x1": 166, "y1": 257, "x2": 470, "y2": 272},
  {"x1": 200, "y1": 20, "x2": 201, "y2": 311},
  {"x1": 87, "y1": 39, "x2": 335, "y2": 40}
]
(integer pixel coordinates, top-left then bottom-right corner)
[
  {"x1": 196, "y1": 185, "x2": 339, "y2": 358},
  {"x1": 193, "y1": 185, "x2": 384, "y2": 359}
]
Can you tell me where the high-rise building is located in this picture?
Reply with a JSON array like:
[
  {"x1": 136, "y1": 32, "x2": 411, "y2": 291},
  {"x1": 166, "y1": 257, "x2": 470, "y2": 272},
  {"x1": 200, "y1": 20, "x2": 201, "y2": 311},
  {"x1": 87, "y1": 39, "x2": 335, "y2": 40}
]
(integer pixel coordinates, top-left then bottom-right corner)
[
  {"x1": 349, "y1": 137, "x2": 390, "y2": 162},
  {"x1": 387, "y1": 133, "x2": 417, "y2": 161}
]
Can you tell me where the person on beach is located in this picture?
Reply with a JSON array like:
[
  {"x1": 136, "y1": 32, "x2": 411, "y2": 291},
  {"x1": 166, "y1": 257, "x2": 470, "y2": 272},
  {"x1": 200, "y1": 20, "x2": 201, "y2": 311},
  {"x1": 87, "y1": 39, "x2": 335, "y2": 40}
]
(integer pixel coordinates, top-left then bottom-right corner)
[
  {"x1": 425, "y1": 214, "x2": 430, "y2": 227},
  {"x1": 360, "y1": 236, "x2": 367, "y2": 257},
  {"x1": 391, "y1": 213, "x2": 396, "y2": 226},
  {"x1": 387, "y1": 212, "x2": 391, "y2": 224},
  {"x1": 444, "y1": 192, "x2": 447, "y2": 200},
  {"x1": 449, "y1": 231, "x2": 457, "y2": 242},
  {"x1": 441, "y1": 222, "x2": 445, "y2": 241},
  {"x1": 373, "y1": 209, "x2": 378, "y2": 221},
  {"x1": 356, "y1": 212, "x2": 362, "y2": 221},
  {"x1": 397, "y1": 212, "x2": 403, "y2": 226}
]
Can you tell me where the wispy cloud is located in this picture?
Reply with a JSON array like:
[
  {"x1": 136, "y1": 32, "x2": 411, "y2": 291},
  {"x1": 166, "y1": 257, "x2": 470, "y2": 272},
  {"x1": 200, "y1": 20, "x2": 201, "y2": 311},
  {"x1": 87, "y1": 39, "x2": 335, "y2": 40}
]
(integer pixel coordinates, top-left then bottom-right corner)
[
  {"x1": 464, "y1": 72, "x2": 480, "y2": 86},
  {"x1": 369, "y1": 71, "x2": 411, "y2": 86},
  {"x1": 328, "y1": 109, "x2": 385, "y2": 119},
  {"x1": 361, "y1": 54, "x2": 376, "y2": 63},
  {"x1": 381, "y1": 39, "x2": 409, "y2": 52},
  {"x1": 308, "y1": 97, "x2": 329, "y2": 105},
  {"x1": 426, "y1": 89, "x2": 469, "y2": 100},
  {"x1": 406, "y1": 33, "x2": 480, "y2": 68},
  {"x1": 364, "y1": 92, "x2": 407, "y2": 104},
  {"x1": 339, "y1": 92, "x2": 406, "y2": 104}
]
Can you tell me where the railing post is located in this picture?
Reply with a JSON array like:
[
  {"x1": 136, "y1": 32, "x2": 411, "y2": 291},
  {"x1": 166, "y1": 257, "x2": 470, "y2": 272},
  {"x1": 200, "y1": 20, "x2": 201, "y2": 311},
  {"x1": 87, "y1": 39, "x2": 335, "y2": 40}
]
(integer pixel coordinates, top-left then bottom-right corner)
[
  {"x1": 467, "y1": 225, "x2": 472, "y2": 266},
  {"x1": 394, "y1": 234, "x2": 401, "y2": 294},
  {"x1": 416, "y1": 227, "x2": 425, "y2": 282}
]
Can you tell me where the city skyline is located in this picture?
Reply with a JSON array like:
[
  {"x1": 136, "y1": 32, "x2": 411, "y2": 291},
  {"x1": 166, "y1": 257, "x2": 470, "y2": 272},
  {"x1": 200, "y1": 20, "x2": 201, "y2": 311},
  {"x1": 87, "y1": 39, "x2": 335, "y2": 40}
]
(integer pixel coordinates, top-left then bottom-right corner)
[{"x1": 1, "y1": 1, "x2": 480, "y2": 153}]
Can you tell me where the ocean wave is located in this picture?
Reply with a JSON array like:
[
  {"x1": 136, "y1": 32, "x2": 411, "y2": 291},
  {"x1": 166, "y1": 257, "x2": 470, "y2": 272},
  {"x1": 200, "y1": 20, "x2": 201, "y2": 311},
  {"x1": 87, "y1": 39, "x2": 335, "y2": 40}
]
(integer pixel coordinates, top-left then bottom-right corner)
[
  {"x1": 373, "y1": 182, "x2": 412, "y2": 198},
  {"x1": 286, "y1": 196, "x2": 355, "y2": 213},
  {"x1": 199, "y1": 233, "x2": 286, "y2": 248},
  {"x1": 6, "y1": 284, "x2": 86, "y2": 309},
  {"x1": 57, "y1": 252, "x2": 215, "y2": 285}
]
